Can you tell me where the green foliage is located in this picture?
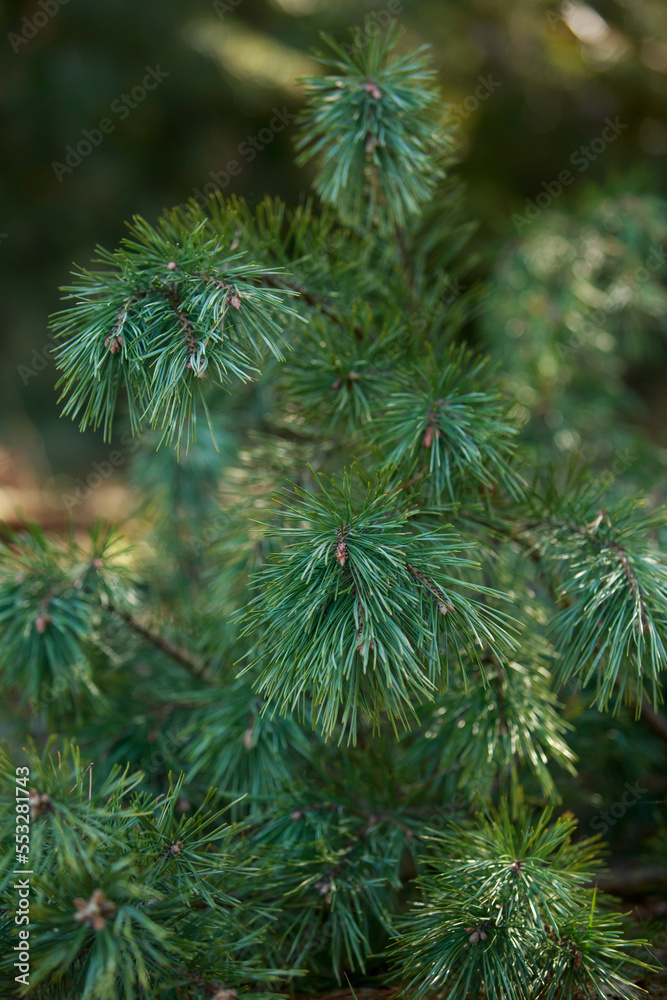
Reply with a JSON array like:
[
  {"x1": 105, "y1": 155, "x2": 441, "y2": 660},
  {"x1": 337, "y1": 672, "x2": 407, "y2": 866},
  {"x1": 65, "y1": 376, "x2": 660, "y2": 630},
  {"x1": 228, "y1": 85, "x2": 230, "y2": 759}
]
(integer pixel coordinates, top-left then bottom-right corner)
[
  {"x1": 483, "y1": 186, "x2": 667, "y2": 458},
  {"x1": 367, "y1": 345, "x2": 522, "y2": 501},
  {"x1": 2, "y1": 17, "x2": 666, "y2": 1000},
  {"x1": 408, "y1": 648, "x2": 577, "y2": 804},
  {"x1": 52, "y1": 208, "x2": 301, "y2": 451},
  {"x1": 0, "y1": 741, "x2": 286, "y2": 1000},
  {"x1": 296, "y1": 23, "x2": 449, "y2": 234},
  {"x1": 0, "y1": 525, "x2": 130, "y2": 714},
  {"x1": 242, "y1": 472, "x2": 516, "y2": 742},
  {"x1": 522, "y1": 467, "x2": 667, "y2": 708},
  {"x1": 181, "y1": 682, "x2": 314, "y2": 819},
  {"x1": 393, "y1": 805, "x2": 647, "y2": 1000}
]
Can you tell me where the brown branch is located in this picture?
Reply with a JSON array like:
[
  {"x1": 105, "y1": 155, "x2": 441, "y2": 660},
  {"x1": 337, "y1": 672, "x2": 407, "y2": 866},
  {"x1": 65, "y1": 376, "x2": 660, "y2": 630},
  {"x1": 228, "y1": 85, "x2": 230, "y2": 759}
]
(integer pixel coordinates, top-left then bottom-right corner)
[
  {"x1": 160, "y1": 284, "x2": 197, "y2": 355},
  {"x1": 260, "y1": 272, "x2": 364, "y2": 340},
  {"x1": 392, "y1": 464, "x2": 429, "y2": 494},
  {"x1": 592, "y1": 866, "x2": 667, "y2": 895},
  {"x1": 109, "y1": 603, "x2": 209, "y2": 680},
  {"x1": 406, "y1": 562, "x2": 453, "y2": 615}
]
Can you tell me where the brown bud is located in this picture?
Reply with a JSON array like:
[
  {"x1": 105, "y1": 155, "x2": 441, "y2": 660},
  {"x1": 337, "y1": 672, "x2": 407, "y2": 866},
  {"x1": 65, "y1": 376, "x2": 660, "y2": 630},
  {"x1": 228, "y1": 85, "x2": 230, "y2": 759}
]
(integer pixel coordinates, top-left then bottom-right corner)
[
  {"x1": 229, "y1": 292, "x2": 241, "y2": 309},
  {"x1": 167, "y1": 261, "x2": 178, "y2": 271},
  {"x1": 335, "y1": 539, "x2": 347, "y2": 566},
  {"x1": 347, "y1": 371, "x2": 360, "y2": 381},
  {"x1": 364, "y1": 81, "x2": 382, "y2": 99},
  {"x1": 243, "y1": 726, "x2": 255, "y2": 749},
  {"x1": 212, "y1": 991, "x2": 238, "y2": 1000},
  {"x1": 92, "y1": 557, "x2": 103, "y2": 570},
  {"x1": 35, "y1": 614, "x2": 51, "y2": 634},
  {"x1": 290, "y1": 810, "x2": 303, "y2": 820},
  {"x1": 422, "y1": 425, "x2": 434, "y2": 448},
  {"x1": 104, "y1": 334, "x2": 122, "y2": 354},
  {"x1": 169, "y1": 840, "x2": 183, "y2": 856},
  {"x1": 331, "y1": 377, "x2": 343, "y2": 391},
  {"x1": 73, "y1": 888, "x2": 116, "y2": 931},
  {"x1": 29, "y1": 789, "x2": 52, "y2": 820}
]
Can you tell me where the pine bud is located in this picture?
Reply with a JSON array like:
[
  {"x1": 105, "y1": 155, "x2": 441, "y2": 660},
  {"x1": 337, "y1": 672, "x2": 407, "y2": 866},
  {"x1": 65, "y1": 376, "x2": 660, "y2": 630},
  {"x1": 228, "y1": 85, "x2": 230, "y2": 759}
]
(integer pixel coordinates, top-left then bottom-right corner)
[
  {"x1": 422, "y1": 424, "x2": 441, "y2": 448},
  {"x1": 212, "y1": 991, "x2": 238, "y2": 1000},
  {"x1": 167, "y1": 261, "x2": 178, "y2": 271},
  {"x1": 29, "y1": 789, "x2": 52, "y2": 820},
  {"x1": 169, "y1": 840, "x2": 183, "y2": 856},
  {"x1": 35, "y1": 614, "x2": 51, "y2": 634},
  {"x1": 363, "y1": 81, "x2": 382, "y2": 99},
  {"x1": 104, "y1": 334, "x2": 122, "y2": 354},
  {"x1": 243, "y1": 725, "x2": 255, "y2": 749},
  {"x1": 335, "y1": 528, "x2": 348, "y2": 566},
  {"x1": 73, "y1": 889, "x2": 116, "y2": 931}
]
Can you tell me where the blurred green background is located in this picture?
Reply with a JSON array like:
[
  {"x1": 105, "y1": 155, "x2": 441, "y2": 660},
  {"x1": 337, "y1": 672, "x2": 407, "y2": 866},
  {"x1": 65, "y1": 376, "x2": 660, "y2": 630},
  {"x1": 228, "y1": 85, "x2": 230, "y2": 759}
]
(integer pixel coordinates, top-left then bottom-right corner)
[{"x1": 1, "y1": 0, "x2": 666, "y2": 503}]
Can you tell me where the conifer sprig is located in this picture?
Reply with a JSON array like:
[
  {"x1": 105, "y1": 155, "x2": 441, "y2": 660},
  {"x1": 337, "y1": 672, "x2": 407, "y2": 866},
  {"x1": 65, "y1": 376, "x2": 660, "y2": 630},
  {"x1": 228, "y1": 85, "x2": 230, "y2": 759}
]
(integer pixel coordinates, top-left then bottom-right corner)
[
  {"x1": 0, "y1": 742, "x2": 288, "y2": 1000},
  {"x1": 52, "y1": 208, "x2": 302, "y2": 450},
  {"x1": 367, "y1": 345, "x2": 522, "y2": 501},
  {"x1": 407, "y1": 649, "x2": 577, "y2": 804},
  {"x1": 522, "y1": 469, "x2": 667, "y2": 709},
  {"x1": 241, "y1": 473, "x2": 517, "y2": 742},
  {"x1": 296, "y1": 23, "x2": 449, "y2": 233},
  {"x1": 393, "y1": 805, "x2": 648, "y2": 1000}
]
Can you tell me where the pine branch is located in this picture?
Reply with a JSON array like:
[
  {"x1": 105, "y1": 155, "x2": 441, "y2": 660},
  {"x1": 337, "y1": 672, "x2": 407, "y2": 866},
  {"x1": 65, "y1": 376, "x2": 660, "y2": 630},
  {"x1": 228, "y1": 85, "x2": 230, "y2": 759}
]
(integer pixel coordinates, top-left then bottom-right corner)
[
  {"x1": 108, "y1": 603, "x2": 209, "y2": 680},
  {"x1": 296, "y1": 22, "x2": 449, "y2": 233}
]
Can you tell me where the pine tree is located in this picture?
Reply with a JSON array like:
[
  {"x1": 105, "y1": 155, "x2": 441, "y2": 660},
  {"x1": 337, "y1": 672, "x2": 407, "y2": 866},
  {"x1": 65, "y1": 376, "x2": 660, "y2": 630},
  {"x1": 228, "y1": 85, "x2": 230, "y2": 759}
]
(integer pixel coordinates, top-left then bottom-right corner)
[{"x1": 2, "y1": 20, "x2": 666, "y2": 1000}]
